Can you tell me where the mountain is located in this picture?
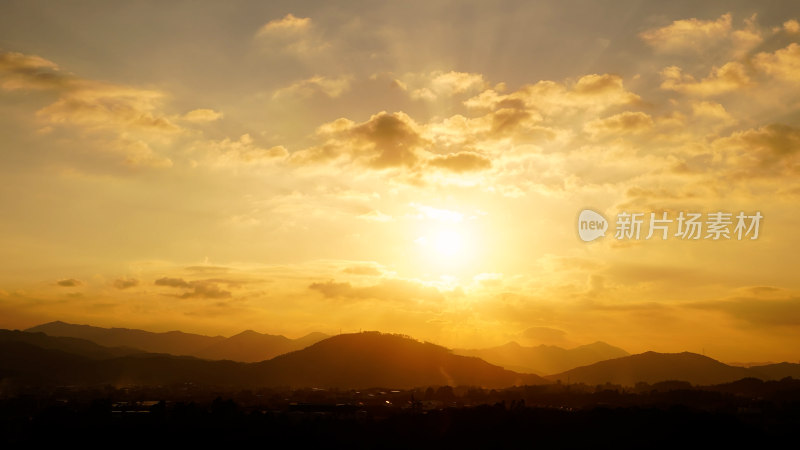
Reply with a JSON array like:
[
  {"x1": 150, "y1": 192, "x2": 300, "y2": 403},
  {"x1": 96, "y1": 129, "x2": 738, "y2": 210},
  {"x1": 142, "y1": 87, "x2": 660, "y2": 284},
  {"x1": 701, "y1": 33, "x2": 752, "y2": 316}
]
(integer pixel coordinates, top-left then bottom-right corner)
[
  {"x1": 193, "y1": 330, "x2": 332, "y2": 362},
  {"x1": 253, "y1": 332, "x2": 547, "y2": 388},
  {"x1": 0, "y1": 340, "x2": 249, "y2": 387},
  {"x1": 0, "y1": 329, "x2": 141, "y2": 359},
  {"x1": 546, "y1": 351, "x2": 754, "y2": 386},
  {"x1": 26, "y1": 321, "x2": 224, "y2": 356},
  {"x1": 454, "y1": 341, "x2": 629, "y2": 375},
  {"x1": 25, "y1": 321, "x2": 329, "y2": 362},
  {"x1": 0, "y1": 330, "x2": 545, "y2": 389},
  {"x1": 749, "y1": 362, "x2": 800, "y2": 380}
]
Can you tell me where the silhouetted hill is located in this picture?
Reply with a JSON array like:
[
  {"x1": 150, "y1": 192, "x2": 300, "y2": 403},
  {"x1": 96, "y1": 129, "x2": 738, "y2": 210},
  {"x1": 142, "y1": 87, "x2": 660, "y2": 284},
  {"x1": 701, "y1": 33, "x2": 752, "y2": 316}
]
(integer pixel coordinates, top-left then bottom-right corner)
[
  {"x1": 25, "y1": 321, "x2": 329, "y2": 362},
  {"x1": 194, "y1": 330, "x2": 331, "y2": 362},
  {"x1": 0, "y1": 329, "x2": 141, "y2": 359},
  {"x1": 0, "y1": 330, "x2": 544, "y2": 389},
  {"x1": 749, "y1": 362, "x2": 800, "y2": 380},
  {"x1": 547, "y1": 351, "x2": 754, "y2": 386},
  {"x1": 26, "y1": 321, "x2": 224, "y2": 356},
  {"x1": 254, "y1": 332, "x2": 547, "y2": 388},
  {"x1": 0, "y1": 339, "x2": 250, "y2": 386},
  {"x1": 455, "y1": 341, "x2": 629, "y2": 374}
]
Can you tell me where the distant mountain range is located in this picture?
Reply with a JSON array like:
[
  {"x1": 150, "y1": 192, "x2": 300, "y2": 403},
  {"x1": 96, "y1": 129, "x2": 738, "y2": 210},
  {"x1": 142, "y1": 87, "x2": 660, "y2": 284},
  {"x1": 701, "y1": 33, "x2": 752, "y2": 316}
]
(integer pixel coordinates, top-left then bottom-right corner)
[
  {"x1": 26, "y1": 321, "x2": 329, "y2": 363},
  {"x1": 4, "y1": 323, "x2": 799, "y2": 389},
  {"x1": 546, "y1": 351, "x2": 800, "y2": 386},
  {"x1": 454, "y1": 341, "x2": 629, "y2": 375},
  {"x1": 0, "y1": 329, "x2": 545, "y2": 389}
]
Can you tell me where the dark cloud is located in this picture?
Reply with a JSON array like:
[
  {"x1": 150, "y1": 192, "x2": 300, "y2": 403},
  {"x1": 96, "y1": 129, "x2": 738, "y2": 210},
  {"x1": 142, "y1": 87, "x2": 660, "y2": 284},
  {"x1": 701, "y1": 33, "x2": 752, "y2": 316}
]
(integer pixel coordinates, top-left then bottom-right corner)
[
  {"x1": 56, "y1": 278, "x2": 83, "y2": 287},
  {"x1": 309, "y1": 280, "x2": 352, "y2": 297},
  {"x1": 350, "y1": 112, "x2": 424, "y2": 168},
  {"x1": 155, "y1": 277, "x2": 191, "y2": 288},
  {"x1": 490, "y1": 108, "x2": 535, "y2": 135},
  {"x1": 290, "y1": 111, "x2": 426, "y2": 169},
  {"x1": 179, "y1": 282, "x2": 232, "y2": 299},
  {"x1": 155, "y1": 277, "x2": 232, "y2": 299},
  {"x1": 113, "y1": 278, "x2": 140, "y2": 289}
]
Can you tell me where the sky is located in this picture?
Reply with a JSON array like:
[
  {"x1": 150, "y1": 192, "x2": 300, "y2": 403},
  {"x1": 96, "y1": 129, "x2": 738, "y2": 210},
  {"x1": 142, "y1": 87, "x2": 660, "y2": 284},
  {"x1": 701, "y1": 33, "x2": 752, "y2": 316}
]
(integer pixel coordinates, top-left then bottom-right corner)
[{"x1": 1, "y1": 0, "x2": 799, "y2": 363}]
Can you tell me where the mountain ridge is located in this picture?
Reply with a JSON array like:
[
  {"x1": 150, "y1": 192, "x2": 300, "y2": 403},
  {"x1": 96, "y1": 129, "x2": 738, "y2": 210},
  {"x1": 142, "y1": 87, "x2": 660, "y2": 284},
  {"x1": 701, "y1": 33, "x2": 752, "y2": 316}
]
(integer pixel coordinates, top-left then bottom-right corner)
[
  {"x1": 546, "y1": 351, "x2": 758, "y2": 386},
  {"x1": 26, "y1": 321, "x2": 330, "y2": 363},
  {"x1": 1, "y1": 330, "x2": 546, "y2": 389}
]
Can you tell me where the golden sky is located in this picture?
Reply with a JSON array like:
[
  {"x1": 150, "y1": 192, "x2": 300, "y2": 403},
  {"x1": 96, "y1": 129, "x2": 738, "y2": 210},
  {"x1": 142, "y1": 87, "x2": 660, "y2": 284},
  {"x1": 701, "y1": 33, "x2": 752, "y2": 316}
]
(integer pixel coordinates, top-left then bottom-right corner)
[{"x1": 1, "y1": 1, "x2": 799, "y2": 362}]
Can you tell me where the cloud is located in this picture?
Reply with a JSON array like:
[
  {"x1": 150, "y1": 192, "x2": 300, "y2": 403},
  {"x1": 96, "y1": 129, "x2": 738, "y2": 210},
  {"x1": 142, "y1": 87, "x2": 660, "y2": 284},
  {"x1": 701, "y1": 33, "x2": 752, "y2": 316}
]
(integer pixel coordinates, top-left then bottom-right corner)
[
  {"x1": 180, "y1": 282, "x2": 233, "y2": 299},
  {"x1": 286, "y1": 72, "x2": 642, "y2": 189},
  {"x1": 713, "y1": 123, "x2": 800, "y2": 178},
  {"x1": 111, "y1": 138, "x2": 174, "y2": 169},
  {"x1": 113, "y1": 278, "x2": 140, "y2": 289},
  {"x1": 342, "y1": 265, "x2": 383, "y2": 276},
  {"x1": 34, "y1": 83, "x2": 180, "y2": 133},
  {"x1": 56, "y1": 278, "x2": 83, "y2": 287},
  {"x1": 155, "y1": 277, "x2": 191, "y2": 288},
  {"x1": 0, "y1": 51, "x2": 66, "y2": 91},
  {"x1": 691, "y1": 101, "x2": 735, "y2": 123},
  {"x1": 655, "y1": 36, "x2": 800, "y2": 102},
  {"x1": 660, "y1": 62, "x2": 751, "y2": 96},
  {"x1": 640, "y1": 13, "x2": 762, "y2": 57},
  {"x1": 783, "y1": 20, "x2": 800, "y2": 34},
  {"x1": 290, "y1": 111, "x2": 425, "y2": 168},
  {"x1": 752, "y1": 43, "x2": 800, "y2": 82},
  {"x1": 399, "y1": 70, "x2": 488, "y2": 101},
  {"x1": 358, "y1": 209, "x2": 394, "y2": 222},
  {"x1": 273, "y1": 75, "x2": 352, "y2": 99},
  {"x1": 410, "y1": 203, "x2": 464, "y2": 223},
  {"x1": 256, "y1": 13, "x2": 311, "y2": 36},
  {"x1": 181, "y1": 108, "x2": 223, "y2": 122},
  {"x1": 349, "y1": 112, "x2": 425, "y2": 168},
  {"x1": 585, "y1": 111, "x2": 653, "y2": 135},
  {"x1": 0, "y1": 50, "x2": 194, "y2": 170},
  {"x1": 196, "y1": 133, "x2": 288, "y2": 167},
  {"x1": 309, "y1": 278, "x2": 444, "y2": 303},
  {"x1": 464, "y1": 73, "x2": 640, "y2": 116},
  {"x1": 254, "y1": 13, "x2": 328, "y2": 54},
  {"x1": 155, "y1": 277, "x2": 233, "y2": 299},
  {"x1": 427, "y1": 151, "x2": 491, "y2": 173}
]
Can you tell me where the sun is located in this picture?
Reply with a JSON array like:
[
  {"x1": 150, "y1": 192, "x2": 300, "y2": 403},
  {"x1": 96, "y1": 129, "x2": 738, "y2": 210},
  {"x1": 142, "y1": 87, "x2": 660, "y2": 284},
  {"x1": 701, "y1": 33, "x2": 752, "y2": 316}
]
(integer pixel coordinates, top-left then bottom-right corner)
[
  {"x1": 431, "y1": 230, "x2": 465, "y2": 258},
  {"x1": 414, "y1": 226, "x2": 476, "y2": 275}
]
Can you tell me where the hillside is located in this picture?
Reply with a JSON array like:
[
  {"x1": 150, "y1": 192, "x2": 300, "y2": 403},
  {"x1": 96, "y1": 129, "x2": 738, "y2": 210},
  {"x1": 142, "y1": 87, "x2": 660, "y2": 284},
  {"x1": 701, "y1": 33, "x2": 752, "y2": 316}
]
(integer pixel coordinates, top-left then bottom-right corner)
[
  {"x1": 547, "y1": 351, "x2": 754, "y2": 386},
  {"x1": 255, "y1": 332, "x2": 547, "y2": 388}
]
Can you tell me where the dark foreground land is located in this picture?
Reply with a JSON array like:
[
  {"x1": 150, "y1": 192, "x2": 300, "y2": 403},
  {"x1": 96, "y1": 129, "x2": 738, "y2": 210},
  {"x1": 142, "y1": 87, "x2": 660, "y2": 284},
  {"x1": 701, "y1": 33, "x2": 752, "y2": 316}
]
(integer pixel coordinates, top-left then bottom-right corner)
[{"x1": 2, "y1": 379, "x2": 799, "y2": 448}]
